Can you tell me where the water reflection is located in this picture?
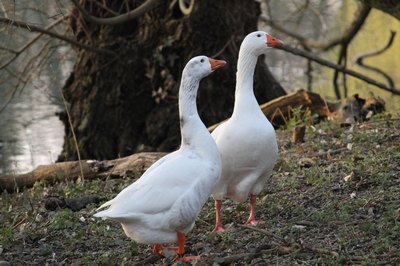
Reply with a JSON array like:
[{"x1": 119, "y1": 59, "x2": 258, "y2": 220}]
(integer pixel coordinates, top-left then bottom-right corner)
[
  {"x1": 0, "y1": 77, "x2": 65, "y2": 174},
  {"x1": 0, "y1": 0, "x2": 73, "y2": 174}
]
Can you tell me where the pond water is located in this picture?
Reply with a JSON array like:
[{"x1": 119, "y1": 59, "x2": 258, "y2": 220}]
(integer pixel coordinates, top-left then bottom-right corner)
[
  {"x1": 0, "y1": 1, "x2": 73, "y2": 174},
  {"x1": 0, "y1": 83, "x2": 64, "y2": 174},
  {"x1": 0, "y1": 0, "x2": 399, "y2": 174}
]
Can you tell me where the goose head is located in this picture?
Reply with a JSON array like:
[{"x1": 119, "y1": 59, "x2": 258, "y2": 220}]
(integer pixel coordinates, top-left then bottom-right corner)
[
  {"x1": 240, "y1": 31, "x2": 282, "y2": 56},
  {"x1": 183, "y1": 56, "x2": 227, "y2": 80}
]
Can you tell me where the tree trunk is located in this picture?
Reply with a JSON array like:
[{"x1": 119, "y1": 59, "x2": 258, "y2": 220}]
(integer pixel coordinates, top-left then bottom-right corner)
[{"x1": 58, "y1": 0, "x2": 286, "y2": 161}]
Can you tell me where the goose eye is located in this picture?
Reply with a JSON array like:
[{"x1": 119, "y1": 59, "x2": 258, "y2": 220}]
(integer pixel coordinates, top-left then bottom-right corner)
[
  {"x1": 257, "y1": 34, "x2": 261, "y2": 37},
  {"x1": 200, "y1": 59, "x2": 205, "y2": 63}
]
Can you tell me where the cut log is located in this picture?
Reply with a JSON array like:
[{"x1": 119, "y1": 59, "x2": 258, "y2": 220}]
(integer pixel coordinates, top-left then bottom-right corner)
[
  {"x1": 261, "y1": 89, "x2": 331, "y2": 125},
  {"x1": 0, "y1": 152, "x2": 166, "y2": 193},
  {"x1": 292, "y1": 125, "x2": 306, "y2": 143}
]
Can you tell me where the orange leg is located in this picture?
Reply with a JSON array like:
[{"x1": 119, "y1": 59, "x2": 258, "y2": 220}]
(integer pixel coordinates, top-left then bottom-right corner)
[
  {"x1": 212, "y1": 200, "x2": 225, "y2": 232},
  {"x1": 174, "y1": 232, "x2": 200, "y2": 262},
  {"x1": 245, "y1": 194, "x2": 261, "y2": 226},
  {"x1": 153, "y1": 233, "x2": 199, "y2": 262},
  {"x1": 153, "y1": 244, "x2": 165, "y2": 254}
]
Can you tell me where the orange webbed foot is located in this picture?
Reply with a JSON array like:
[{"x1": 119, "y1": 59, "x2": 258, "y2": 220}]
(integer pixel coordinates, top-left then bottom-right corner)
[
  {"x1": 245, "y1": 218, "x2": 262, "y2": 226},
  {"x1": 153, "y1": 244, "x2": 165, "y2": 254},
  {"x1": 174, "y1": 255, "x2": 201, "y2": 262},
  {"x1": 212, "y1": 223, "x2": 226, "y2": 233}
]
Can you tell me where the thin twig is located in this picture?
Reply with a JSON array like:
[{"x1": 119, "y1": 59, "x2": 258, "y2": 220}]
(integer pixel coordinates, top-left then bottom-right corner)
[
  {"x1": 238, "y1": 224, "x2": 287, "y2": 245},
  {"x1": 0, "y1": 17, "x2": 114, "y2": 54},
  {"x1": 260, "y1": 1, "x2": 372, "y2": 52},
  {"x1": 0, "y1": 17, "x2": 64, "y2": 69},
  {"x1": 60, "y1": 90, "x2": 85, "y2": 182},
  {"x1": 90, "y1": 0, "x2": 120, "y2": 16},
  {"x1": 310, "y1": 147, "x2": 350, "y2": 157}
]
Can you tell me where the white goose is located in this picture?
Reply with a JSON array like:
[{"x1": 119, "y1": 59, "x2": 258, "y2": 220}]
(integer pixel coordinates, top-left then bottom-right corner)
[
  {"x1": 211, "y1": 31, "x2": 282, "y2": 232},
  {"x1": 94, "y1": 56, "x2": 226, "y2": 261}
]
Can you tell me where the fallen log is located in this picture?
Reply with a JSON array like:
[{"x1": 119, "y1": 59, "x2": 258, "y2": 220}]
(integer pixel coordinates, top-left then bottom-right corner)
[
  {"x1": 208, "y1": 89, "x2": 331, "y2": 131},
  {"x1": 207, "y1": 89, "x2": 385, "y2": 130},
  {"x1": 0, "y1": 152, "x2": 166, "y2": 193}
]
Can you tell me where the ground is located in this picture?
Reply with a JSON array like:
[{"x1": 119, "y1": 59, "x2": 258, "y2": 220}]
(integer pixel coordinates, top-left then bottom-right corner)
[{"x1": 1, "y1": 114, "x2": 399, "y2": 265}]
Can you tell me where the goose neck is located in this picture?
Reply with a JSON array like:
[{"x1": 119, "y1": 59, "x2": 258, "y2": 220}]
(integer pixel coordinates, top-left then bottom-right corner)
[
  {"x1": 178, "y1": 75, "x2": 203, "y2": 148},
  {"x1": 232, "y1": 52, "x2": 259, "y2": 116},
  {"x1": 236, "y1": 52, "x2": 258, "y2": 92}
]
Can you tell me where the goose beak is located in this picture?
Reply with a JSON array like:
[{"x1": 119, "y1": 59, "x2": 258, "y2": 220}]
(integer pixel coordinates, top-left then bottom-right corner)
[
  {"x1": 209, "y1": 58, "x2": 227, "y2": 71},
  {"x1": 266, "y1": 34, "x2": 283, "y2": 47}
]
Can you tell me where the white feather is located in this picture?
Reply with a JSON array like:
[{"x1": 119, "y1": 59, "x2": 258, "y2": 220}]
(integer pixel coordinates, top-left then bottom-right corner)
[
  {"x1": 94, "y1": 56, "x2": 223, "y2": 245},
  {"x1": 211, "y1": 31, "x2": 279, "y2": 203}
]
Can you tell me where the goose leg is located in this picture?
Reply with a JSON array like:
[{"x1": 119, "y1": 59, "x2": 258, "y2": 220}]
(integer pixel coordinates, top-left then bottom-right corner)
[
  {"x1": 174, "y1": 232, "x2": 200, "y2": 262},
  {"x1": 212, "y1": 200, "x2": 225, "y2": 232},
  {"x1": 245, "y1": 194, "x2": 261, "y2": 225},
  {"x1": 153, "y1": 244, "x2": 165, "y2": 254},
  {"x1": 153, "y1": 233, "x2": 199, "y2": 261}
]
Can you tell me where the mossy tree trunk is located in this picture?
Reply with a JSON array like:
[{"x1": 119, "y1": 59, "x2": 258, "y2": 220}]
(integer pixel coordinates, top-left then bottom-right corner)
[{"x1": 59, "y1": 0, "x2": 286, "y2": 161}]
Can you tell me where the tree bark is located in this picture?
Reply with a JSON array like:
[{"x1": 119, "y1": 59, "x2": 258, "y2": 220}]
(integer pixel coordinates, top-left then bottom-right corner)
[{"x1": 59, "y1": 0, "x2": 286, "y2": 161}]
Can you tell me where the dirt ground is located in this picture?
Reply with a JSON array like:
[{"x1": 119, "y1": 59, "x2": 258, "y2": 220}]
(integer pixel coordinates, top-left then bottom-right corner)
[{"x1": 1, "y1": 114, "x2": 399, "y2": 265}]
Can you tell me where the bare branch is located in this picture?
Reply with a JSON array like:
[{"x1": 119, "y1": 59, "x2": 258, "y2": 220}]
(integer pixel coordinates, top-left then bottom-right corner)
[
  {"x1": 70, "y1": 0, "x2": 160, "y2": 25},
  {"x1": 90, "y1": 0, "x2": 120, "y2": 16},
  {"x1": 260, "y1": 2, "x2": 372, "y2": 51},
  {"x1": 0, "y1": 17, "x2": 64, "y2": 69},
  {"x1": 276, "y1": 44, "x2": 400, "y2": 95},
  {"x1": 0, "y1": 17, "x2": 114, "y2": 54},
  {"x1": 355, "y1": 31, "x2": 397, "y2": 88},
  {"x1": 333, "y1": 3, "x2": 372, "y2": 98},
  {"x1": 360, "y1": 0, "x2": 400, "y2": 20}
]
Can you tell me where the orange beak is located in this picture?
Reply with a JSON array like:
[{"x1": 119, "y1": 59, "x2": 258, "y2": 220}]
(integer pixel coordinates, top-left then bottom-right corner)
[
  {"x1": 209, "y1": 58, "x2": 227, "y2": 71},
  {"x1": 266, "y1": 34, "x2": 283, "y2": 47}
]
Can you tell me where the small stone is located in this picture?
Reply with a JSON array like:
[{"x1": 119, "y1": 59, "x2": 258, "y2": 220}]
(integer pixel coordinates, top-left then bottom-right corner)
[
  {"x1": 344, "y1": 172, "x2": 354, "y2": 182},
  {"x1": 347, "y1": 143, "x2": 353, "y2": 150}
]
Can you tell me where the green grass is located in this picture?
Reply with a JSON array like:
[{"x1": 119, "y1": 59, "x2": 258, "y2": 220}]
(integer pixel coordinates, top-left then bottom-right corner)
[{"x1": 1, "y1": 114, "x2": 400, "y2": 265}]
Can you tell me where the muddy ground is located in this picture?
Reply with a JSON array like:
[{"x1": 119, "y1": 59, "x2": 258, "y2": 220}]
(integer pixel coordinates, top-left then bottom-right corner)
[{"x1": 1, "y1": 114, "x2": 399, "y2": 265}]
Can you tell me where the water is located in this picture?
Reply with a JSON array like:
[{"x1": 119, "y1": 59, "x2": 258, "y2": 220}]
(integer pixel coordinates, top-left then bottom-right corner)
[
  {"x1": 0, "y1": 84, "x2": 64, "y2": 174},
  {"x1": 0, "y1": 0, "x2": 73, "y2": 174}
]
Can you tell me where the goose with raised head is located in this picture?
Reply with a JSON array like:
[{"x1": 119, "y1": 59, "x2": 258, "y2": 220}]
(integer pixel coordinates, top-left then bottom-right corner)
[
  {"x1": 94, "y1": 56, "x2": 226, "y2": 261},
  {"x1": 211, "y1": 31, "x2": 282, "y2": 232}
]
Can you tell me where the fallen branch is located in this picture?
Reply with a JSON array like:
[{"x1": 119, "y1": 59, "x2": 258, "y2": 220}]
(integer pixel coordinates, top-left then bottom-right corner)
[
  {"x1": 239, "y1": 225, "x2": 340, "y2": 259},
  {"x1": 303, "y1": 245, "x2": 339, "y2": 257},
  {"x1": 214, "y1": 252, "x2": 259, "y2": 264},
  {"x1": 0, "y1": 152, "x2": 166, "y2": 193}
]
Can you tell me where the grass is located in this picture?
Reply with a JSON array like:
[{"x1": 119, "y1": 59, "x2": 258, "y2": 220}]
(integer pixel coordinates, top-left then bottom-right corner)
[{"x1": 1, "y1": 114, "x2": 400, "y2": 265}]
